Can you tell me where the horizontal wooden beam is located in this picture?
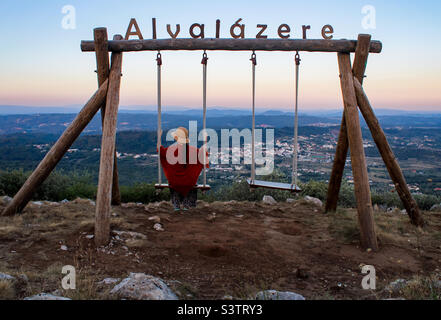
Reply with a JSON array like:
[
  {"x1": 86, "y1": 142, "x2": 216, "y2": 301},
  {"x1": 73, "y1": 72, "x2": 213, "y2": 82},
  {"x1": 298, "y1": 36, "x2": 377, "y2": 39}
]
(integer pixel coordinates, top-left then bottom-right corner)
[{"x1": 81, "y1": 38, "x2": 382, "y2": 53}]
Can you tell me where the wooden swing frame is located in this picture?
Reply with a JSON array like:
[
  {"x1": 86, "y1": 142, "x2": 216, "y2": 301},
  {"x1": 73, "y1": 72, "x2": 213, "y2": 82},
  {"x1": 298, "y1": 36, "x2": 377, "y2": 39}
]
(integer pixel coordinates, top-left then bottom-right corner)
[{"x1": 2, "y1": 28, "x2": 424, "y2": 251}]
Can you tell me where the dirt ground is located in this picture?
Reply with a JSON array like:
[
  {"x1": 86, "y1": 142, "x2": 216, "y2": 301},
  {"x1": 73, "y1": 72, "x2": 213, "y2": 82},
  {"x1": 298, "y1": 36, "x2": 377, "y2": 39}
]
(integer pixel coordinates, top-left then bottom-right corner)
[{"x1": 0, "y1": 198, "x2": 440, "y2": 300}]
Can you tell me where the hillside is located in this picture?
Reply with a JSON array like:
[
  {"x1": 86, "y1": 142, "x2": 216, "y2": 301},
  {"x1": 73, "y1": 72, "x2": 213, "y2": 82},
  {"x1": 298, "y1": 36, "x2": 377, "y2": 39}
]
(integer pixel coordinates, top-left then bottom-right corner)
[{"x1": 1, "y1": 197, "x2": 440, "y2": 300}]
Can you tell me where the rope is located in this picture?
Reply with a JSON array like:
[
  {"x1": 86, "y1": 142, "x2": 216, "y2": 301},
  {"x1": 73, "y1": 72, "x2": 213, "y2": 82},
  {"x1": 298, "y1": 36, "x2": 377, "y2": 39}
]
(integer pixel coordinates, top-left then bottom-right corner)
[
  {"x1": 250, "y1": 51, "x2": 257, "y2": 183},
  {"x1": 156, "y1": 52, "x2": 162, "y2": 186},
  {"x1": 201, "y1": 51, "x2": 208, "y2": 188},
  {"x1": 292, "y1": 51, "x2": 301, "y2": 188}
]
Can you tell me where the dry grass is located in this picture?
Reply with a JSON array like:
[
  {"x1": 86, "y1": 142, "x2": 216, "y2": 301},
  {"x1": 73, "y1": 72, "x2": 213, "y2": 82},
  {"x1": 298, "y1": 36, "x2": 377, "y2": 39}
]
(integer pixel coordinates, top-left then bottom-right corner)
[
  {"x1": 328, "y1": 209, "x2": 360, "y2": 244},
  {"x1": 0, "y1": 280, "x2": 16, "y2": 300},
  {"x1": 401, "y1": 274, "x2": 441, "y2": 300}
]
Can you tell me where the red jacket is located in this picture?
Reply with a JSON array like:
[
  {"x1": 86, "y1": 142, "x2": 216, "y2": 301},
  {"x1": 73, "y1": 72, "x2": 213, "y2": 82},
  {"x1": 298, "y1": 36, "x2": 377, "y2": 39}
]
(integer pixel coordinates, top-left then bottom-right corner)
[{"x1": 159, "y1": 144, "x2": 209, "y2": 196}]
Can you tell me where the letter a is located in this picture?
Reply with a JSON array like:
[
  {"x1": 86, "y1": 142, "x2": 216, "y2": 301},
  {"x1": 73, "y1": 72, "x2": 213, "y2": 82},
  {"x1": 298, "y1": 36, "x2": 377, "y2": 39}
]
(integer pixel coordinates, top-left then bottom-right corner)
[
  {"x1": 125, "y1": 18, "x2": 144, "y2": 40},
  {"x1": 61, "y1": 265, "x2": 76, "y2": 290},
  {"x1": 361, "y1": 265, "x2": 376, "y2": 290}
]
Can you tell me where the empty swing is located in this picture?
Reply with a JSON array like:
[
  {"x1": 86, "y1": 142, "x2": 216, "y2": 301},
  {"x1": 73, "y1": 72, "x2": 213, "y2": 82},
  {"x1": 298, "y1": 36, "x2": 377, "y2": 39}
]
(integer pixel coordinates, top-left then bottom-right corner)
[
  {"x1": 247, "y1": 51, "x2": 302, "y2": 193},
  {"x1": 155, "y1": 51, "x2": 211, "y2": 191}
]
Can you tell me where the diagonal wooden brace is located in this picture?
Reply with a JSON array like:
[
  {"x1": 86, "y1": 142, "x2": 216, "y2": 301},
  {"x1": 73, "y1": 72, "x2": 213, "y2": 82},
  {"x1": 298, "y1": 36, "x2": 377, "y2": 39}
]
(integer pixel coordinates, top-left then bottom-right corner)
[{"x1": 2, "y1": 80, "x2": 109, "y2": 216}]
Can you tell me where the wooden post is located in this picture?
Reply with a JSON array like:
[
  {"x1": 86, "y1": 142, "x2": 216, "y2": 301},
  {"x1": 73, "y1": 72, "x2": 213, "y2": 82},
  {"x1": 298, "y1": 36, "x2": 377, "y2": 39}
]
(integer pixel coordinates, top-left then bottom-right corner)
[
  {"x1": 2, "y1": 81, "x2": 109, "y2": 216},
  {"x1": 353, "y1": 78, "x2": 424, "y2": 227},
  {"x1": 326, "y1": 34, "x2": 371, "y2": 212},
  {"x1": 325, "y1": 114, "x2": 349, "y2": 212},
  {"x1": 338, "y1": 52, "x2": 378, "y2": 251},
  {"x1": 95, "y1": 35, "x2": 123, "y2": 246},
  {"x1": 94, "y1": 28, "x2": 121, "y2": 205}
]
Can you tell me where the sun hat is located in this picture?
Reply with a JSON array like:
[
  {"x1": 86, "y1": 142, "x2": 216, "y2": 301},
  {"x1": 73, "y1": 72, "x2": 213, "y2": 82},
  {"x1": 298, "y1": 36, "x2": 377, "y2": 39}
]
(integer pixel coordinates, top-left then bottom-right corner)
[{"x1": 171, "y1": 127, "x2": 190, "y2": 144}]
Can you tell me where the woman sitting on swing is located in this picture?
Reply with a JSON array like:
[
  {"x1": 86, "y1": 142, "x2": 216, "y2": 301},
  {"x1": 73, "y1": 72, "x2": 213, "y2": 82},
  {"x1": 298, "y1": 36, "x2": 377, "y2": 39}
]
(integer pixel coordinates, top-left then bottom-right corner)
[{"x1": 158, "y1": 127, "x2": 209, "y2": 211}]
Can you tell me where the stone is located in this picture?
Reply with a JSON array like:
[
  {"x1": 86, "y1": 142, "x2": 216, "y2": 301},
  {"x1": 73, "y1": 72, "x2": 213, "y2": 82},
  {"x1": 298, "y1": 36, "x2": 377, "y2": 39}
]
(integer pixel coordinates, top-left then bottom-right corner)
[
  {"x1": 61, "y1": 199, "x2": 69, "y2": 204},
  {"x1": 304, "y1": 196, "x2": 323, "y2": 207},
  {"x1": 0, "y1": 196, "x2": 13, "y2": 205},
  {"x1": 60, "y1": 245, "x2": 68, "y2": 251},
  {"x1": 148, "y1": 216, "x2": 161, "y2": 224},
  {"x1": 113, "y1": 230, "x2": 147, "y2": 240},
  {"x1": 262, "y1": 195, "x2": 277, "y2": 205},
  {"x1": 24, "y1": 293, "x2": 71, "y2": 300},
  {"x1": 0, "y1": 272, "x2": 15, "y2": 281},
  {"x1": 99, "y1": 278, "x2": 121, "y2": 285},
  {"x1": 430, "y1": 204, "x2": 441, "y2": 212},
  {"x1": 153, "y1": 223, "x2": 165, "y2": 232},
  {"x1": 286, "y1": 198, "x2": 296, "y2": 203},
  {"x1": 255, "y1": 290, "x2": 305, "y2": 300},
  {"x1": 386, "y1": 279, "x2": 408, "y2": 293},
  {"x1": 110, "y1": 273, "x2": 178, "y2": 300}
]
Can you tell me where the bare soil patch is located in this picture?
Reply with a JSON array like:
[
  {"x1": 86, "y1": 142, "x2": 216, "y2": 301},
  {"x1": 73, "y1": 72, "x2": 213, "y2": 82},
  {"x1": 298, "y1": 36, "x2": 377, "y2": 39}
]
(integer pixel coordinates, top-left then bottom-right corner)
[{"x1": 0, "y1": 198, "x2": 440, "y2": 300}]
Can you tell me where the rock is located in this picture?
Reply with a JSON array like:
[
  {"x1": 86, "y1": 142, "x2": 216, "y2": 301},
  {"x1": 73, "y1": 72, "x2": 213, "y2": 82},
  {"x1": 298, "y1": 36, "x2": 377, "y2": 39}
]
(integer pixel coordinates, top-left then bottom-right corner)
[
  {"x1": 99, "y1": 278, "x2": 121, "y2": 285},
  {"x1": 24, "y1": 293, "x2": 71, "y2": 300},
  {"x1": 85, "y1": 235, "x2": 94, "y2": 239},
  {"x1": 255, "y1": 290, "x2": 305, "y2": 301},
  {"x1": 110, "y1": 273, "x2": 178, "y2": 300},
  {"x1": 223, "y1": 295, "x2": 234, "y2": 300},
  {"x1": 286, "y1": 198, "x2": 296, "y2": 203},
  {"x1": 0, "y1": 196, "x2": 13, "y2": 205},
  {"x1": 0, "y1": 272, "x2": 15, "y2": 281},
  {"x1": 31, "y1": 201, "x2": 43, "y2": 207},
  {"x1": 304, "y1": 196, "x2": 323, "y2": 207},
  {"x1": 113, "y1": 230, "x2": 147, "y2": 240},
  {"x1": 206, "y1": 213, "x2": 216, "y2": 223},
  {"x1": 430, "y1": 204, "x2": 441, "y2": 212},
  {"x1": 386, "y1": 279, "x2": 408, "y2": 293},
  {"x1": 61, "y1": 199, "x2": 69, "y2": 204},
  {"x1": 153, "y1": 223, "x2": 165, "y2": 232},
  {"x1": 60, "y1": 245, "x2": 68, "y2": 251},
  {"x1": 148, "y1": 216, "x2": 161, "y2": 224},
  {"x1": 262, "y1": 195, "x2": 277, "y2": 205}
]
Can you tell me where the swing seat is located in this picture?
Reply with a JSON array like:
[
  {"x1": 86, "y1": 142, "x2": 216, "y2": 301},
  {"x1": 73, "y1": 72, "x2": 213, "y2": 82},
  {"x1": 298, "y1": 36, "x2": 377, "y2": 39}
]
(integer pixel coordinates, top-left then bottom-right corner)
[
  {"x1": 247, "y1": 178, "x2": 301, "y2": 193},
  {"x1": 155, "y1": 183, "x2": 211, "y2": 191}
]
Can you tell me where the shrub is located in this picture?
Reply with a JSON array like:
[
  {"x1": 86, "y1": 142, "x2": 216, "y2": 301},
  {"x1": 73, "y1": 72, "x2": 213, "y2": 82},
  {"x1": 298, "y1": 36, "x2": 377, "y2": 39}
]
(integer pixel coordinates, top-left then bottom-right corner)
[{"x1": 120, "y1": 183, "x2": 170, "y2": 203}]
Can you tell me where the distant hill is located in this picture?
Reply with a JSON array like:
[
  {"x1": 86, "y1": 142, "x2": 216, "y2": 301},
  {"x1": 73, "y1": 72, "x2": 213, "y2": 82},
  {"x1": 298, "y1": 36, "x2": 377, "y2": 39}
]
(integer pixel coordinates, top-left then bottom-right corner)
[{"x1": 0, "y1": 106, "x2": 440, "y2": 135}]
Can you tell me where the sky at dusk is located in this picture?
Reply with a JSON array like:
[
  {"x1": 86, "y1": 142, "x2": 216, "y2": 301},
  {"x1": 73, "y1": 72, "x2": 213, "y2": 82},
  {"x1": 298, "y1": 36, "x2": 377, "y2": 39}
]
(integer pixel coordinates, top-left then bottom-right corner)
[{"x1": 0, "y1": 0, "x2": 440, "y2": 111}]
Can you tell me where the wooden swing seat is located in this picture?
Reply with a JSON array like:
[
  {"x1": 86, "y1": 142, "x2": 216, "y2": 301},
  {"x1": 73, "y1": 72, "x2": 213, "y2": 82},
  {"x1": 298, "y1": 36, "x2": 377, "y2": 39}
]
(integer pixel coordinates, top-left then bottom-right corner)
[
  {"x1": 155, "y1": 183, "x2": 211, "y2": 191},
  {"x1": 247, "y1": 178, "x2": 301, "y2": 193}
]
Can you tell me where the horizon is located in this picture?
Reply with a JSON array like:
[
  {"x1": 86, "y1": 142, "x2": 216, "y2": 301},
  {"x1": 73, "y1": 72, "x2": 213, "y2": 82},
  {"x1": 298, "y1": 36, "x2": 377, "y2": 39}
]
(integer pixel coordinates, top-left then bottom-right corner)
[
  {"x1": 1, "y1": 104, "x2": 441, "y2": 116},
  {"x1": 0, "y1": 0, "x2": 441, "y2": 112}
]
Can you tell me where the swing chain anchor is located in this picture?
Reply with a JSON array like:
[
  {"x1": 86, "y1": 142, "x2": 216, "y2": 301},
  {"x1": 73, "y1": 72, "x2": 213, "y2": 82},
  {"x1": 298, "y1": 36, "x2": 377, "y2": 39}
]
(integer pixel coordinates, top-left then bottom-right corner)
[
  {"x1": 295, "y1": 51, "x2": 301, "y2": 66},
  {"x1": 156, "y1": 51, "x2": 162, "y2": 66},
  {"x1": 250, "y1": 51, "x2": 257, "y2": 66},
  {"x1": 201, "y1": 50, "x2": 208, "y2": 65}
]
